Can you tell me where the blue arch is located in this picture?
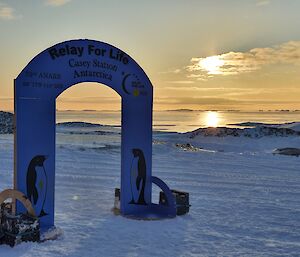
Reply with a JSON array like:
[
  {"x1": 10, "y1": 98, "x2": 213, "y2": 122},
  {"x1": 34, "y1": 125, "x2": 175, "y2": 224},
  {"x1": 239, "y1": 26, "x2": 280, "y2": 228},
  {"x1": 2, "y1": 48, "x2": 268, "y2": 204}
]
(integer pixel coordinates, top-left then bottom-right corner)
[{"x1": 14, "y1": 39, "x2": 175, "y2": 229}]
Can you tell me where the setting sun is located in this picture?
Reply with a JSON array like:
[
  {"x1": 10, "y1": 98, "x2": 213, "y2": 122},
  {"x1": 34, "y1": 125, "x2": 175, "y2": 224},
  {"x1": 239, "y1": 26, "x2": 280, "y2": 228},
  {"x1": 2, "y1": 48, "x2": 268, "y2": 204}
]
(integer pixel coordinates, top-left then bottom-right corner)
[
  {"x1": 205, "y1": 111, "x2": 219, "y2": 127},
  {"x1": 199, "y1": 55, "x2": 224, "y2": 74}
]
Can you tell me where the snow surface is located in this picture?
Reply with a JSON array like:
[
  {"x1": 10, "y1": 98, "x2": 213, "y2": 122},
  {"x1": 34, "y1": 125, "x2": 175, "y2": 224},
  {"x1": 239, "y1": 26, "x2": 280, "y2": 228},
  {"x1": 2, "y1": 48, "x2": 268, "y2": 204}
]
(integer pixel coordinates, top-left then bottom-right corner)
[{"x1": 0, "y1": 125, "x2": 300, "y2": 257}]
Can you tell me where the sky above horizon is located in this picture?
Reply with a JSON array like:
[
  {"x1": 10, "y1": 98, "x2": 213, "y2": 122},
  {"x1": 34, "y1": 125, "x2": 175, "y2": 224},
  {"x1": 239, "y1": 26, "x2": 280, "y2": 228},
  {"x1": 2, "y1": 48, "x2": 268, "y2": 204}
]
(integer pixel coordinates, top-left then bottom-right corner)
[{"x1": 1, "y1": 0, "x2": 300, "y2": 111}]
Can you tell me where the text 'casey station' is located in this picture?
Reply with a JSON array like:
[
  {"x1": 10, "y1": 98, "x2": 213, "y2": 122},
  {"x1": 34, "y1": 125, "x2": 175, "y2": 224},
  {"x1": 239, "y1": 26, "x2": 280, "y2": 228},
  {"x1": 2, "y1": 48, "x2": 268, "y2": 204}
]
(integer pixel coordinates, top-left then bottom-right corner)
[
  {"x1": 68, "y1": 59, "x2": 118, "y2": 72},
  {"x1": 48, "y1": 44, "x2": 129, "y2": 64}
]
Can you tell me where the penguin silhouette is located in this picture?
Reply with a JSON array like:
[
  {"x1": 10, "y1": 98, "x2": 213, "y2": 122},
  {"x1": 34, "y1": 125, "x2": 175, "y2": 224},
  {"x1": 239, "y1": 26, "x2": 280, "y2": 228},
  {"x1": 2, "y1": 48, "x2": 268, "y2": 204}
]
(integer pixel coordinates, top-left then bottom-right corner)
[
  {"x1": 129, "y1": 149, "x2": 147, "y2": 205},
  {"x1": 26, "y1": 155, "x2": 48, "y2": 217}
]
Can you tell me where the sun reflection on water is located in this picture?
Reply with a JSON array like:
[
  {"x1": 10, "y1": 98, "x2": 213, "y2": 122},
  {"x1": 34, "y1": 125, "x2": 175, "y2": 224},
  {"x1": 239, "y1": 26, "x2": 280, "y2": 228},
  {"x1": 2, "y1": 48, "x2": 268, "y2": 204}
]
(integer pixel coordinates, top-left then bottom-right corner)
[{"x1": 205, "y1": 111, "x2": 219, "y2": 127}]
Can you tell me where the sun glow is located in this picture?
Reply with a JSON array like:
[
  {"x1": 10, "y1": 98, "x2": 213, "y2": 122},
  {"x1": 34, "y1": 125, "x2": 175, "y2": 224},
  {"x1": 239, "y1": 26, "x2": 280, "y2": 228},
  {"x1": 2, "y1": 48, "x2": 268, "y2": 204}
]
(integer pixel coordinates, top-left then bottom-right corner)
[
  {"x1": 205, "y1": 111, "x2": 219, "y2": 127},
  {"x1": 199, "y1": 55, "x2": 224, "y2": 74}
]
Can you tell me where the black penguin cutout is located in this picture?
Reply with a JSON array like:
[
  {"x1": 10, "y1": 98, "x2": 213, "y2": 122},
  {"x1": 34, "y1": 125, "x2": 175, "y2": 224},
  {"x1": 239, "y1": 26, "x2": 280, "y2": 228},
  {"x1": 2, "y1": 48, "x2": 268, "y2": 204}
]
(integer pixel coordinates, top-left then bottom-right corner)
[
  {"x1": 129, "y1": 148, "x2": 147, "y2": 205},
  {"x1": 26, "y1": 155, "x2": 48, "y2": 217}
]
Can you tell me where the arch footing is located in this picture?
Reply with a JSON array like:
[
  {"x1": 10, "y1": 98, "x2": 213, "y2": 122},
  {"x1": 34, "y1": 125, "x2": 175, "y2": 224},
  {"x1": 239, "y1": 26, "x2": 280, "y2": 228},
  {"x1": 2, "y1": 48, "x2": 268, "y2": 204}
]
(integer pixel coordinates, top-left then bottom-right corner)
[{"x1": 120, "y1": 176, "x2": 177, "y2": 220}]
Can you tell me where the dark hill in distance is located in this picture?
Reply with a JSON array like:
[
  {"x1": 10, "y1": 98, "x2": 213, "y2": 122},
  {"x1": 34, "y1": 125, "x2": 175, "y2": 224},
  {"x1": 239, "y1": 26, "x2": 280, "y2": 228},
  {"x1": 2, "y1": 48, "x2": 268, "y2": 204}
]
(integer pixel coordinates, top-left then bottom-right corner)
[{"x1": 166, "y1": 109, "x2": 194, "y2": 112}]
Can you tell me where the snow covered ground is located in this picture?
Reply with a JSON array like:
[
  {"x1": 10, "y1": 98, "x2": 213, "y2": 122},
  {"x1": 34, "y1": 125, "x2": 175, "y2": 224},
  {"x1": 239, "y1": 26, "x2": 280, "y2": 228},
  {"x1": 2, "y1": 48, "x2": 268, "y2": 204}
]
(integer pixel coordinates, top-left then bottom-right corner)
[{"x1": 0, "y1": 123, "x2": 300, "y2": 257}]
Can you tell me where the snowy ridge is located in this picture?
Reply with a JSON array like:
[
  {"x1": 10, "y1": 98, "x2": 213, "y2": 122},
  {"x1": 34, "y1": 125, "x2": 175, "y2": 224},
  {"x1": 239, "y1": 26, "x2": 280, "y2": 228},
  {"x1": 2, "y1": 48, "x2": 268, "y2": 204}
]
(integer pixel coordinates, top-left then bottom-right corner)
[
  {"x1": 231, "y1": 121, "x2": 300, "y2": 132},
  {"x1": 187, "y1": 126, "x2": 300, "y2": 138},
  {"x1": 57, "y1": 130, "x2": 119, "y2": 136},
  {"x1": 56, "y1": 122, "x2": 103, "y2": 128},
  {"x1": 279, "y1": 122, "x2": 300, "y2": 132}
]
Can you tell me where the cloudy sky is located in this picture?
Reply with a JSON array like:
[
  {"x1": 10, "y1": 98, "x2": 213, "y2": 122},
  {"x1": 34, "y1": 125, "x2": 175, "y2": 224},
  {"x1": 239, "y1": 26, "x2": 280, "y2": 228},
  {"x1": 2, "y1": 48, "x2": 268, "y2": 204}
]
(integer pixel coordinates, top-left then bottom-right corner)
[{"x1": 1, "y1": 0, "x2": 300, "y2": 111}]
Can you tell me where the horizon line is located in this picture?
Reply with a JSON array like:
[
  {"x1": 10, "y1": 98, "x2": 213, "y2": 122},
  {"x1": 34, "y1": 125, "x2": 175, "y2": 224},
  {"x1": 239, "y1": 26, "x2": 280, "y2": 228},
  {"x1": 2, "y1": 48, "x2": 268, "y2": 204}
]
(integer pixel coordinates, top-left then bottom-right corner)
[{"x1": 1, "y1": 109, "x2": 300, "y2": 113}]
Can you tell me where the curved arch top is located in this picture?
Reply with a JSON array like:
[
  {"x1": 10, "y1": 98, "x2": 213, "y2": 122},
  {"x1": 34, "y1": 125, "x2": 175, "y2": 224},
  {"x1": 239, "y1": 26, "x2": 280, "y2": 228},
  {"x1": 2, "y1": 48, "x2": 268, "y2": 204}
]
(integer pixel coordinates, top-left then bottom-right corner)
[{"x1": 16, "y1": 39, "x2": 153, "y2": 100}]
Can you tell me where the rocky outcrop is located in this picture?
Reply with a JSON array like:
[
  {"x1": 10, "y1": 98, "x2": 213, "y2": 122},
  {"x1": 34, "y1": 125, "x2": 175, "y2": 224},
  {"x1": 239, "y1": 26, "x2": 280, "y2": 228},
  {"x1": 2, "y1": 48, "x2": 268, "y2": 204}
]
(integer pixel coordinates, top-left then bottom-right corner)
[
  {"x1": 0, "y1": 111, "x2": 13, "y2": 134},
  {"x1": 56, "y1": 122, "x2": 102, "y2": 127},
  {"x1": 273, "y1": 148, "x2": 300, "y2": 157},
  {"x1": 187, "y1": 126, "x2": 300, "y2": 139}
]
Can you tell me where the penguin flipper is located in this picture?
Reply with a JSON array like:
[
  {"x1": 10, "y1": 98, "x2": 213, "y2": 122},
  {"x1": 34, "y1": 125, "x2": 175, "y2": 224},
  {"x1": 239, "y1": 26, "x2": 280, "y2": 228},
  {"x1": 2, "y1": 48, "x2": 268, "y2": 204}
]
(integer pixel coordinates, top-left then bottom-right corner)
[
  {"x1": 137, "y1": 179, "x2": 147, "y2": 205},
  {"x1": 136, "y1": 177, "x2": 142, "y2": 190},
  {"x1": 32, "y1": 187, "x2": 39, "y2": 204}
]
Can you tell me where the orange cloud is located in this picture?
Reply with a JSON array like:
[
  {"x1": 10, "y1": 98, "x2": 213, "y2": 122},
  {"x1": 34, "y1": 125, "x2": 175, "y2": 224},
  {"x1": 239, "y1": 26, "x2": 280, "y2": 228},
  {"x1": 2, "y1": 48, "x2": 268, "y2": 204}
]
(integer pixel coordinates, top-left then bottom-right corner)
[{"x1": 187, "y1": 41, "x2": 300, "y2": 76}]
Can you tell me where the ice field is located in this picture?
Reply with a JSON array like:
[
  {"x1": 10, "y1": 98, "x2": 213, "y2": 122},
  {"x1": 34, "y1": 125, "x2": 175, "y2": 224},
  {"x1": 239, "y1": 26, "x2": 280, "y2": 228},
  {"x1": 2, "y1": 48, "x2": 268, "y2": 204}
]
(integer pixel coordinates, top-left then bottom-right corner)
[{"x1": 0, "y1": 123, "x2": 299, "y2": 256}]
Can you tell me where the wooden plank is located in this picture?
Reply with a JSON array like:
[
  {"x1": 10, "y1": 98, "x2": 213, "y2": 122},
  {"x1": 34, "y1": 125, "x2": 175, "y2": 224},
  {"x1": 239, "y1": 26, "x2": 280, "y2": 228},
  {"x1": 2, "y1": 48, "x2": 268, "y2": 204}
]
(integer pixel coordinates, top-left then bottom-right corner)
[
  {"x1": 0, "y1": 189, "x2": 36, "y2": 217},
  {"x1": 13, "y1": 79, "x2": 17, "y2": 215}
]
